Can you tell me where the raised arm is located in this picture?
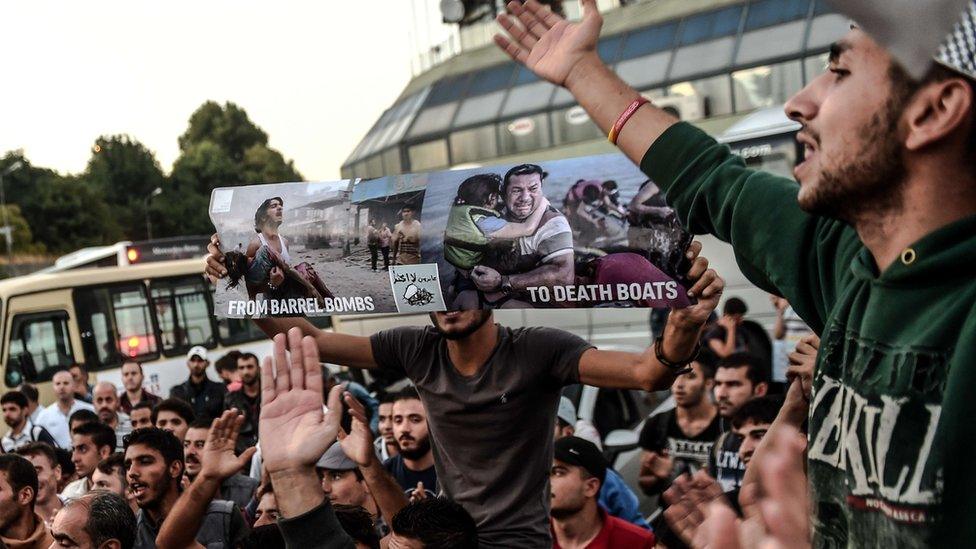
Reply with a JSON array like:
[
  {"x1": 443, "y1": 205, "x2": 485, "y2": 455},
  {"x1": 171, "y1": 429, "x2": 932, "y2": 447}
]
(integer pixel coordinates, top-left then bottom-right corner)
[
  {"x1": 338, "y1": 393, "x2": 409, "y2": 524},
  {"x1": 259, "y1": 331, "x2": 356, "y2": 549},
  {"x1": 156, "y1": 409, "x2": 256, "y2": 549},
  {"x1": 579, "y1": 242, "x2": 721, "y2": 391}
]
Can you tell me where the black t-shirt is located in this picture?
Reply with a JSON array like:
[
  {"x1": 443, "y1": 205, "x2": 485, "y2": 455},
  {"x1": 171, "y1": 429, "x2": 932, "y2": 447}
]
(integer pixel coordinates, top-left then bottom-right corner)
[
  {"x1": 707, "y1": 430, "x2": 746, "y2": 511},
  {"x1": 370, "y1": 325, "x2": 591, "y2": 548},
  {"x1": 383, "y1": 455, "x2": 438, "y2": 497},
  {"x1": 638, "y1": 408, "x2": 723, "y2": 478}
]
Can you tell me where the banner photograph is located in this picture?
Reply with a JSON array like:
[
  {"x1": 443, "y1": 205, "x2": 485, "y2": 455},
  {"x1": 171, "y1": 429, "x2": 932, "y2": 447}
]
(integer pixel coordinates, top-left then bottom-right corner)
[
  {"x1": 421, "y1": 153, "x2": 693, "y2": 311},
  {"x1": 210, "y1": 153, "x2": 693, "y2": 319}
]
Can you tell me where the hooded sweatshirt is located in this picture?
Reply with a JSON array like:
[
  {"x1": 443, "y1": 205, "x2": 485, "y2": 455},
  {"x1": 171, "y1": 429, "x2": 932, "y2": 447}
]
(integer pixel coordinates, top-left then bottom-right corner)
[
  {"x1": 641, "y1": 122, "x2": 976, "y2": 548},
  {"x1": 1, "y1": 513, "x2": 54, "y2": 549}
]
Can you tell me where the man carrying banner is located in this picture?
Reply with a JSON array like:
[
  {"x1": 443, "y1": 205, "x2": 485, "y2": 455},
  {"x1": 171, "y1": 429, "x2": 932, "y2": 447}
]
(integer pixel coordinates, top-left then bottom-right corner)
[
  {"x1": 493, "y1": 0, "x2": 976, "y2": 546},
  {"x1": 206, "y1": 233, "x2": 723, "y2": 547}
]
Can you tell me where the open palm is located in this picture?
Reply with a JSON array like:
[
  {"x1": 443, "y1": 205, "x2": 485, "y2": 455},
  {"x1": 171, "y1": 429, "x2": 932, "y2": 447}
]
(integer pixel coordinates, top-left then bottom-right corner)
[
  {"x1": 495, "y1": 0, "x2": 603, "y2": 86},
  {"x1": 260, "y1": 328, "x2": 343, "y2": 473}
]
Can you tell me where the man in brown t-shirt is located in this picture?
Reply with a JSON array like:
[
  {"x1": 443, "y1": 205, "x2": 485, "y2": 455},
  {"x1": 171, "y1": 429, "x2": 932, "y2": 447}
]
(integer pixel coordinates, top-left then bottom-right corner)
[{"x1": 206, "y1": 238, "x2": 723, "y2": 547}]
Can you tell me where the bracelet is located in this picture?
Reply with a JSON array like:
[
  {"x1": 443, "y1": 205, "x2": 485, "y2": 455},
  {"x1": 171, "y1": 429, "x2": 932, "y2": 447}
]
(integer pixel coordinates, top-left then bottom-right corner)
[
  {"x1": 654, "y1": 336, "x2": 700, "y2": 376},
  {"x1": 608, "y1": 97, "x2": 649, "y2": 144}
]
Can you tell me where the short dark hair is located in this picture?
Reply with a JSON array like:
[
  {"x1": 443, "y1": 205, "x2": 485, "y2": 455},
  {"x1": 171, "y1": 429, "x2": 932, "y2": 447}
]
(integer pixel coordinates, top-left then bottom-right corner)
[
  {"x1": 401, "y1": 205, "x2": 415, "y2": 212},
  {"x1": 455, "y1": 174, "x2": 502, "y2": 207},
  {"x1": 723, "y1": 297, "x2": 748, "y2": 316},
  {"x1": 18, "y1": 384, "x2": 38, "y2": 404},
  {"x1": 151, "y1": 398, "x2": 195, "y2": 425},
  {"x1": 56, "y1": 448, "x2": 76, "y2": 478},
  {"x1": 716, "y1": 352, "x2": 768, "y2": 386},
  {"x1": 0, "y1": 391, "x2": 28, "y2": 409},
  {"x1": 391, "y1": 498, "x2": 478, "y2": 549},
  {"x1": 65, "y1": 491, "x2": 136, "y2": 549},
  {"x1": 394, "y1": 386, "x2": 421, "y2": 405},
  {"x1": 334, "y1": 504, "x2": 380, "y2": 549},
  {"x1": 731, "y1": 396, "x2": 783, "y2": 430},
  {"x1": 502, "y1": 163, "x2": 545, "y2": 194},
  {"x1": 188, "y1": 419, "x2": 213, "y2": 431},
  {"x1": 123, "y1": 428, "x2": 184, "y2": 479},
  {"x1": 16, "y1": 442, "x2": 59, "y2": 470},
  {"x1": 95, "y1": 452, "x2": 126, "y2": 478},
  {"x1": 69, "y1": 362, "x2": 88, "y2": 374},
  {"x1": 238, "y1": 352, "x2": 259, "y2": 366},
  {"x1": 216, "y1": 350, "x2": 242, "y2": 374},
  {"x1": 378, "y1": 392, "x2": 399, "y2": 405},
  {"x1": 131, "y1": 401, "x2": 154, "y2": 414},
  {"x1": 121, "y1": 360, "x2": 143, "y2": 374},
  {"x1": 73, "y1": 421, "x2": 116, "y2": 452},
  {"x1": 0, "y1": 454, "x2": 39, "y2": 507},
  {"x1": 69, "y1": 409, "x2": 99, "y2": 428}
]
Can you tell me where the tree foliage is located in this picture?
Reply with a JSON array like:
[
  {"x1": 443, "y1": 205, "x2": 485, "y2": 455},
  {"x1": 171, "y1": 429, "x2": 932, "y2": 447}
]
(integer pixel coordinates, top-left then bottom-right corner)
[{"x1": 3, "y1": 100, "x2": 304, "y2": 256}]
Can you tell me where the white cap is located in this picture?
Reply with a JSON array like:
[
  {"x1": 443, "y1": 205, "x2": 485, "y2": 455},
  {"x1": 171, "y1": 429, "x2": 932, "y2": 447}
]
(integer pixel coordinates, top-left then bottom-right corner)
[{"x1": 186, "y1": 346, "x2": 208, "y2": 361}]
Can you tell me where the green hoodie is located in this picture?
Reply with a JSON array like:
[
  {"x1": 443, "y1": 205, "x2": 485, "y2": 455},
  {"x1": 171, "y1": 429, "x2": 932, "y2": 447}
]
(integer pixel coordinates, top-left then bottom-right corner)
[{"x1": 642, "y1": 122, "x2": 976, "y2": 548}]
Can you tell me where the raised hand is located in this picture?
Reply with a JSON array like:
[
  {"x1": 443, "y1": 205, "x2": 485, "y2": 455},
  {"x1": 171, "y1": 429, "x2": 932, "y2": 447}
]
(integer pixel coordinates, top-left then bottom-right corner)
[
  {"x1": 260, "y1": 327, "x2": 344, "y2": 475},
  {"x1": 200, "y1": 409, "x2": 257, "y2": 481},
  {"x1": 409, "y1": 481, "x2": 428, "y2": 504},
  {"x1": 205, "y1": 233, "x2": 227, "y2": 282},
  {"x1": 663, "y1": 470, "x2": 725, "y2": 547},
  {"x1": 494, "y1": 0, "x2": 604, "y2": 87},
  {"x1": 338, "y1": 392, "x2": 376, "y2": 467},
  {"x1": 669, "y1": 240, "x2": 725, "y2": 329}
]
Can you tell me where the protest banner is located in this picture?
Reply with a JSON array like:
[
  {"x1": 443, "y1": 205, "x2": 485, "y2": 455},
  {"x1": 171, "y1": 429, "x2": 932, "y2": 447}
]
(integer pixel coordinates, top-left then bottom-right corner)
[{"x1": 210, "y1": 153, "x2": 693, "y2": 319}]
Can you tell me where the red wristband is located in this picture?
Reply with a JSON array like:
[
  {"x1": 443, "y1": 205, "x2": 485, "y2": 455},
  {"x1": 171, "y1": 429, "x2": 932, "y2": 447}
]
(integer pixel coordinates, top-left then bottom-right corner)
[{"x1": 608, "y1": 97, "x2": 649, "y2": 145}]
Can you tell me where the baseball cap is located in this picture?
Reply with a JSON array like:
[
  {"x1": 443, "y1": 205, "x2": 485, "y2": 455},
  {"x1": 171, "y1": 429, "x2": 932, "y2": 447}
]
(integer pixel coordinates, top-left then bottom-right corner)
[
  {"x1": 316, "y1": 443, "x2": 357, "y2": 471},
  {"x1": 186, "y1": 346, "x2": 208, "y2": 361},
  {"x1": 936, "y1": 0, "x2": 976, "y2": 79},
  {"x1": 554, "y1": 436, "x2": 608, "y2": 485},
  {"x1": 557, "y1": 396, "x2": 578, "y2": 427}
]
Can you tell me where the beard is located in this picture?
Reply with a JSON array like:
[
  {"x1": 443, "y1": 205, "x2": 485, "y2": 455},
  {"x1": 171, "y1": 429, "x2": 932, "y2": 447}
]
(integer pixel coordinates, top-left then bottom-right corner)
[
  {"x1": 428, "y1": 311, "x2": 492, "y2": 340},
  {"x1": 398, "y1": 435, "x2": 431, "y2": 460},
  {"x1": 799, "y1": 94, "x2": 907, "y2": 223},
  {"x1": 549, "y1": 497, "x2": 585, "y2": 520}
]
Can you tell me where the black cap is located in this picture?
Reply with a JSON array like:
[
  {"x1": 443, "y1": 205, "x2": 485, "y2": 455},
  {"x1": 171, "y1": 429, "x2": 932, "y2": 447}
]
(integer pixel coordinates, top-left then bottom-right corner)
[{"x1": 554, "y1": 436, "x2": 607, "y2": 485}]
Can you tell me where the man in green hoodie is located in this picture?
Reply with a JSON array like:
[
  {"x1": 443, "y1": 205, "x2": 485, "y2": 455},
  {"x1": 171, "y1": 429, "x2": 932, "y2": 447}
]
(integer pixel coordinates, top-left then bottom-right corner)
[{"x1": 495, "y1": 0, "x2": 976, "y2": 547}]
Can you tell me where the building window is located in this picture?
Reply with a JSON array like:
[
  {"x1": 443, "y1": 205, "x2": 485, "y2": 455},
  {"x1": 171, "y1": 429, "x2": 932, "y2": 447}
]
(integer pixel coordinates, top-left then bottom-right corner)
[
  {"x1": 668, "y1": 75, "x2": 733, "y2": 117},
  {"x1": 732, "y1": 61, "x2": 803, "y2": 111},
  {"x1": 498, "y1": 114, "x2": 551, "y2": 156},
  {"x1": 552, "y1": 105, "x2": 602, "y2": 146},
  {"x1": 408, "y1": 140, "x2": 450, "y2": 171},
  {"x1": 382, "y1": 148, "x2": 402, "y2": 175},
  {"x1": 364, "y1": 154, "x2": 384, "y2": 178},
  {"x1": 803, "y1": 53, "x2": 829, "y2": 84},
  {"x1": 679, "y1": 5, "x2": 744, "y2": 46},
  {"x1": 450, "y1": 126, "x2": 498, "y2": 164},
  {"x1": 620, "y1": 22, "x2": 679, "y2": 61},
  {"x1": 745, "y1": 0, "x2": 810, "y2": 31}
]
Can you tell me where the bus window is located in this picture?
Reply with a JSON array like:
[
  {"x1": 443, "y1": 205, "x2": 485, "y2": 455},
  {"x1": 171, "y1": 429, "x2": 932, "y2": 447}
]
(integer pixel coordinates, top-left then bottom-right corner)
[
  {"x1": 74, "y1": 284, "x2": 159, "y2": 369},
  {"x1": 216, "y1": 317, "x2": 265, "y2": 346},
  {"x1": 150, "y1": 276, "x2": 216, "y2": 355},
  {"x1": 6, "y1": 311, "x2": 73, "y2": 385}
]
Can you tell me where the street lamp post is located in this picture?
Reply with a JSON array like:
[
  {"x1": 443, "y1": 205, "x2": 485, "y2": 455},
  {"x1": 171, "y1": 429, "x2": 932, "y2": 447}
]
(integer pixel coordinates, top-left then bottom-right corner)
[
  {"x1": 145, "y1": 187, "x2": 162, "y2": 240},
  {"x1": 0, "y1": 160, "x2": 24, "y2": 261}
]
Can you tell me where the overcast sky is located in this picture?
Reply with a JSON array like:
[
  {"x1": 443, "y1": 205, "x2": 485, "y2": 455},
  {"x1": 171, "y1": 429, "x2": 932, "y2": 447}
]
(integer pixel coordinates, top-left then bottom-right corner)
[{"x1": 0, "y1": 1, "x2": 455, "y2": 181}]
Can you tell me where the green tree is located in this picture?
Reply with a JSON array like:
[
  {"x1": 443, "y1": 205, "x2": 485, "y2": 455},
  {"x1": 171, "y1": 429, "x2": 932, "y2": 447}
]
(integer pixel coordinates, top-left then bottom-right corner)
[
  {"x1": 0, "y1": 204, "x2": 42, "y2": 254},
  {"x1": 85, "y1": 135, "x2": 166, "y2": 241},
  {"x1": 241, "y1": 144, "x2": 302, "y2": 184},
  {"x1": 28, "y1": 174, "x2": 123, "y2": 252},
  {"x1": 178, "y1": 101, "x2": 268, "y2": 162}
]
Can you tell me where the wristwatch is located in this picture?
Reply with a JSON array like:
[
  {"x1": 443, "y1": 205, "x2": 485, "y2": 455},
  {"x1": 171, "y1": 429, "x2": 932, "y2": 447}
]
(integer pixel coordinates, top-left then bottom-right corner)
[
  {"x1": 500, "y1": 275, "x2": 514, "y2": 295},
  {"x1": 654, "y1": 336, "x2": 700, "y2": 376}
]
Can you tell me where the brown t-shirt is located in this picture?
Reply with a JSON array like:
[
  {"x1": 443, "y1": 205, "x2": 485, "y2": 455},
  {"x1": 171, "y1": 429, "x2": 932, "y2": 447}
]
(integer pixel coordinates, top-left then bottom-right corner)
[{"x1": 370, "y1": 325, "x2": 592, "y2": 548}]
